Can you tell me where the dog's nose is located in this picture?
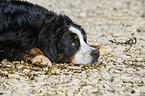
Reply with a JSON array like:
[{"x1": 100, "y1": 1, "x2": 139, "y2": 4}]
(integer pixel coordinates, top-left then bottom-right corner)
[{"x1": 91, "y1": 50, "x2": 100, "y2": 58}]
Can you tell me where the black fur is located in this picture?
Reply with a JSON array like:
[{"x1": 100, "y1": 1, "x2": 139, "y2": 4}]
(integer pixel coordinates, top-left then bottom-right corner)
[{"x1": 0, "y1": 1, "x2": 86, "y2": 63}]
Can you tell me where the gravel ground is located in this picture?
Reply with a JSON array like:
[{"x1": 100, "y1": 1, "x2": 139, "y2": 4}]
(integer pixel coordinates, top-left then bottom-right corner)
[{"x1": 0, "y1": 0, "x2": 145, "y2": 95}]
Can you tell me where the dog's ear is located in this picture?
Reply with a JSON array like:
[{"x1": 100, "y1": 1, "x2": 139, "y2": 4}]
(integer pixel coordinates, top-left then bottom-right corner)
[{"x1": 41, "y1": 39, "x2": 58, "y2": 63}]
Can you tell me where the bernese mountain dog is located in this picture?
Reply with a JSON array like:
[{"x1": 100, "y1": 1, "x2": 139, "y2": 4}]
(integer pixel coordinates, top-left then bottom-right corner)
[{"x1": 0, "y1": 1, "x2": 100, "y2": 65}]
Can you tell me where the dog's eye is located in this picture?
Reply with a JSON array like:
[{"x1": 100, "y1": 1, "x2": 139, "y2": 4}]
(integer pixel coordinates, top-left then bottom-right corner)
[{"x1": 72, "y1": 40, "x2": 79, "y2": 46}]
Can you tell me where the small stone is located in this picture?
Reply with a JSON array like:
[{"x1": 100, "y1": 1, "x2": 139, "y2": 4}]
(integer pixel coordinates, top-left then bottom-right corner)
[
  {"x1": 17, "y1": 64, "x2": 24, "y2": 69},
  {"x1": 51, "y1": 66, "x2": 60, "y2": 75},
  {"x1": 137, "y1": 25, "x2": 145, "y2": 32},
  {"x1": 66, "y1": 88, "x2": 75, "y2": 96},
  {"x1": 79, "y1": 12, "x2": 87, "y2": 18},
  {"x1": 82, "y1": 85, "x2": 92, "y2": 90}
]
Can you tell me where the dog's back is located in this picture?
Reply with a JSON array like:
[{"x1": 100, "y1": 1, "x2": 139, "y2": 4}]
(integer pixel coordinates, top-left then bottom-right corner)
[{"x1": 0, "y1": 1, "x2": 50, "y2": 61}]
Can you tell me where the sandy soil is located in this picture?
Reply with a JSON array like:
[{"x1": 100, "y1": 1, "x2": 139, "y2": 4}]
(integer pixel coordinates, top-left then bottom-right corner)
[{"x1": 0, "y1": 0, "x2": 145, "y2": 95}]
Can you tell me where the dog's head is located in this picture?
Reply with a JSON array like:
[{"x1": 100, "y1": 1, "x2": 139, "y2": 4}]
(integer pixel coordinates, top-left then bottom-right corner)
[{"x1": 39, "y1": 16, "x2": 100, "y2": 64}]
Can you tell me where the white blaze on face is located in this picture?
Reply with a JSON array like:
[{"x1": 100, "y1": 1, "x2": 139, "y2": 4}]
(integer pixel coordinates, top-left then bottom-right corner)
[{"x1": 69, "y1": 26, "x2": 96, "y2": 64}]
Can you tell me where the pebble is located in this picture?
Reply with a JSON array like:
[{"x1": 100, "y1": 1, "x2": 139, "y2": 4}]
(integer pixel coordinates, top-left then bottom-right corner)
[{"x1": 137, "y1": 25, "x2": 145, "y2": 32}]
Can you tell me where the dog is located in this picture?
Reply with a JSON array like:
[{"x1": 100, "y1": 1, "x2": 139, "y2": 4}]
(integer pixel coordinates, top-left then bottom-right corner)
[{"x1": 0, "y1": 1, "x2": 100, "y2": 65}]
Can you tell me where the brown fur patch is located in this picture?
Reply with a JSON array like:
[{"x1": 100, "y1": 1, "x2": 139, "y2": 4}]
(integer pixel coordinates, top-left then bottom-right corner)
[
  {"x1": 84, "y1": 36, "x2": 87, "y2": 41},
  {"x1": 24, "y1": 48, "x2": 44, "y2": 61},
  {"x1": 65, "y1": 56, "x2": 75, "y2": 63},
  {"x1": 90, "y1": 45, "x2": 101, "y2": 50}
]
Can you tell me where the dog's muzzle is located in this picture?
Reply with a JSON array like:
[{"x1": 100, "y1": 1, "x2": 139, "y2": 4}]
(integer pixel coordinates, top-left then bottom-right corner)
[{"x1": 91, "y1": 49, "x2": 100, "y2": 63}]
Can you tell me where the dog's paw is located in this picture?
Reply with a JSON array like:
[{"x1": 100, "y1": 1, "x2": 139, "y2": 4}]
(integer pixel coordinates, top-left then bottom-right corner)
[{"x1": 32, "y1": 55, "x2": 52, "y2": 67}]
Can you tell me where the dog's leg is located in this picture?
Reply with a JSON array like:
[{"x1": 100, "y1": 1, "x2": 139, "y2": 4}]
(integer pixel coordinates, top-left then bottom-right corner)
[
  {"x1": 0, "y1": 40, "x2": 52, "y2": 66},
  {"x1": 24, "y1": 48, "x2": 52, "y2": 67}
]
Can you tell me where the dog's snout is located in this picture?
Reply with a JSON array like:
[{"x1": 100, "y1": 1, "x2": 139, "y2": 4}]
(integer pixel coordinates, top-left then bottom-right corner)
[{"x1": 91, "y1": 50, "x2": 100, "y2": 58}]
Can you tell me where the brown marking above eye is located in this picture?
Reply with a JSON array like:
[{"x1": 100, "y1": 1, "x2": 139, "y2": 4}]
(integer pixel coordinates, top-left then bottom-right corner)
[{"x1": 74, "y1": 35, "x2": 79, "y2": 40}]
